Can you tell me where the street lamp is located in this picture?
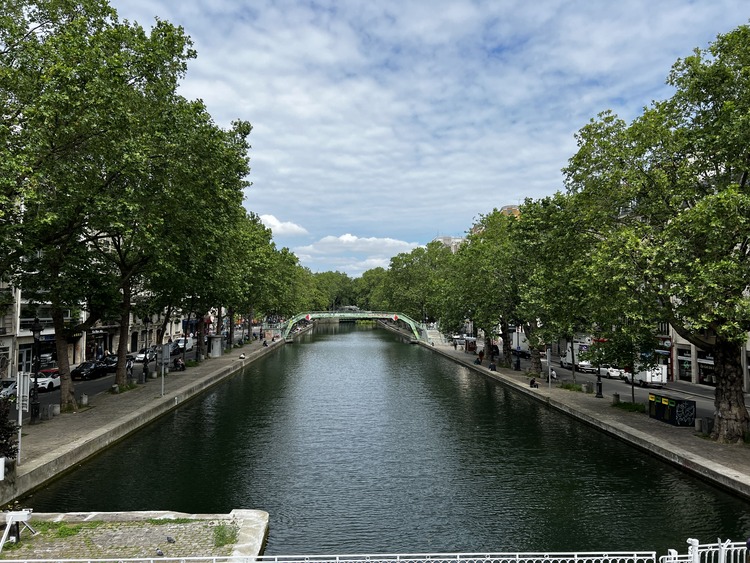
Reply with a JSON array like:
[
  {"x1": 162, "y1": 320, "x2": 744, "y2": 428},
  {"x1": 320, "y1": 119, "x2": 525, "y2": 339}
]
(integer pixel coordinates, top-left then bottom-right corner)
[
  {"x1": 30, "y1": 317, "x2": 43, "y2": 424},
  {"x1": 141, "y1": 316, "x2": 149, "y2": 383}
]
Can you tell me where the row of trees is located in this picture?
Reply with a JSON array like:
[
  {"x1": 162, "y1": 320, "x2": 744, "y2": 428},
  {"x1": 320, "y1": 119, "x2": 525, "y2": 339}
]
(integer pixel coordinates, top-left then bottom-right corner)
[
  {"x1": 0, "y1": 0, "x2": 339, "y2": 415},
  {"x1": 3, "y1": 4, "x2": 748, "y2": 445},
  {"x1": 336, "y1": 24, "x2": 750, "y2": 444}
]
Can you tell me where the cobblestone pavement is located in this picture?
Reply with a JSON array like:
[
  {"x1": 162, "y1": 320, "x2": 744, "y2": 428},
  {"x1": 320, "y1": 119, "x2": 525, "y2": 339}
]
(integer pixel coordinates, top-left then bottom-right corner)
[
  {"x1": 3, "y1": 330, "x2": 750, "y2": 559},
  {"x1": 2, "y1": 515, "x2": 233, "y2": 559}
]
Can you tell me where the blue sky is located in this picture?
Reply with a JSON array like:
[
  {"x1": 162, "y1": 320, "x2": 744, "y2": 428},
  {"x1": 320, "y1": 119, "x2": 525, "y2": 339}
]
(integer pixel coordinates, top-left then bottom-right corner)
[{"x1": 112, "y1": 1, "x2": 749, "y2": 277}]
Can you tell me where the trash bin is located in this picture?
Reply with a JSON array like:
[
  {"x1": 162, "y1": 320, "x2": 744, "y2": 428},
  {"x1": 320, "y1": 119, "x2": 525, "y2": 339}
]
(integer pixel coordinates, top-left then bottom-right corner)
[{"x1": 648, "y1": 393, "x2": 696, "y2": 427}]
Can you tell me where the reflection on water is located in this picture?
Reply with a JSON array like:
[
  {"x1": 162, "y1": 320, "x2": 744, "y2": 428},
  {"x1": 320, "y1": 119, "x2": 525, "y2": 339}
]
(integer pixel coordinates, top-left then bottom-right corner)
[{"x1": 27, "y1": 324, "x2": 750, "y2": 555}]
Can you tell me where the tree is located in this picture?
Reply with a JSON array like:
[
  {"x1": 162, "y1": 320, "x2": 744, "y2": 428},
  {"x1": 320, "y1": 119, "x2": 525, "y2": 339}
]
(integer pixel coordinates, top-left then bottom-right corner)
[
  {"x1": 354, "y1": 267, "x2": 389, "y2": 311},
  {"x1": 2, "y1": 0, "x2": 200, "y2": 406},
  {"x1": 563, "y1": 24, "x2": 750, "y2": 442},
  {"x1": 384, "y1": 242, "x2": 451, "y2": 322},
  {"x1": 313, "y1": 271, "x2": 355, "y2": 311},
  {"x1": 449, "y1": 211, "x2": 522, "y2": 366},
  {"x1": 515, "y1": 194, "x2": 597, "y2": 381},
  {"x1": 0, "y1": 398, "x2": 18, "y2": 460}
]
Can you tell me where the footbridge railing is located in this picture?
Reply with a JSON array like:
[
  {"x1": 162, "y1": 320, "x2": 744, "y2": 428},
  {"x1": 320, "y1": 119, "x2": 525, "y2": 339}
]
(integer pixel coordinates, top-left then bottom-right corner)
[{"x1": 282, "y1": 311, "x2": 425, "y2": 342}]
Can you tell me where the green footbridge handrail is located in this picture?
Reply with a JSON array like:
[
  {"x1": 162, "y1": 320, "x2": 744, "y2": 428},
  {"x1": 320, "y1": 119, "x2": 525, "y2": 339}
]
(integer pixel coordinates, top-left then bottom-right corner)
[{"x1": 282, "y1": 311, "x2": 425, "y2": 342}]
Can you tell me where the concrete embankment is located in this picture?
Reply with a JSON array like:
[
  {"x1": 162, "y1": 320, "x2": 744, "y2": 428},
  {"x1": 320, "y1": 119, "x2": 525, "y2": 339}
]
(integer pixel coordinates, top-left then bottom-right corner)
[
  {"x1": 421, "y1": 338, "x2": 750, "y2": 501},
  {"x1": 0, "y1": 338, "x2": 284, "y2": 507}
]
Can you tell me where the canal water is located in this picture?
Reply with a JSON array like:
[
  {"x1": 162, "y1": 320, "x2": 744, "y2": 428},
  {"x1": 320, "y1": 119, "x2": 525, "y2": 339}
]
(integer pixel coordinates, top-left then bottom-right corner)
[{"x1": 27, "y1": 325, "x2": 750, "y2": 555}]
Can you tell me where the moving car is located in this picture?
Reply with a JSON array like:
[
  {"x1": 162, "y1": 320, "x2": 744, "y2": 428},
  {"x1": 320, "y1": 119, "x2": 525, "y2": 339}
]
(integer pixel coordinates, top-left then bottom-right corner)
[
  {"x1": 101, "y1": 354, "x2": 134, "y2": 372},
  {"x1": 71, "y1": 361, "x2": 108, "y2": 381},
  {"x1": 135, "y1": 348, "x2": 156, "y2": 363},
  {"x1": 35, "y1": 367, "x2": 61, "y2": 391},
  {"x1": 598, "y1": 364, "x2": 623, "y2": 379},
  {"x1": 175, "y1": 337, "x2": 194, "y2": 352}
]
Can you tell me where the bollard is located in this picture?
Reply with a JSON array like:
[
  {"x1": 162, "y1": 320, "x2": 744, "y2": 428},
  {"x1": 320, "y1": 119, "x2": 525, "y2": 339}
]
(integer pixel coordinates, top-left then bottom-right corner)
[
  {"x1": 51, "y1": 404, "x2": 60, "y2": 416},
  {"x1": 80, "y1": 393, "x2": 88, "y2": 406},
  {"x1": 612, "y1": 392, "x2": 620, "y2": 405}
]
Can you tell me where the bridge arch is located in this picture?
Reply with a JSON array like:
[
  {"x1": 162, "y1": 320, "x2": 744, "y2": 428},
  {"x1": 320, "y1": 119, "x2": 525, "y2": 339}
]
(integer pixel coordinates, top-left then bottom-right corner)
[{"x1": 282, "y1": 311, "x2": 425, "y2": 342}]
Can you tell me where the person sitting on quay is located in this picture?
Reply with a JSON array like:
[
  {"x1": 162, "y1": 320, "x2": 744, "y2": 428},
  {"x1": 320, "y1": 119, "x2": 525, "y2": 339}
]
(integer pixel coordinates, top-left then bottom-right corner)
[
  {"x1": 529, "y1": 377, "x2": 539, "y2": 388},
  {"x1": 473, "y1": 356, "x2": 482, "y2": 365},
  {"x1": 488, "y1": 361, "x2": 496, "y2": 371}
]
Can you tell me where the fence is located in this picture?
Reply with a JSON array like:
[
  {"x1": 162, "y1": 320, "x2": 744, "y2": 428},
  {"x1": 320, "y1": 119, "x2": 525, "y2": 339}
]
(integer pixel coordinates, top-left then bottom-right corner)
[
  {"x1": 1, "y1": 538, "x2": 746, "y2": 563},
  {"x1": 660, "y1": 539, "x2": 748, "y2": 563}
]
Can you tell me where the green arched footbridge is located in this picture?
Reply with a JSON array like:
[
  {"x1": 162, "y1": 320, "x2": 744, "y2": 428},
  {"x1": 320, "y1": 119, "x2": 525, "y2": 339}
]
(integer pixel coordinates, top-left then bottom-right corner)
[{"x1": 282, "y1": 311, "x2": 425, "y2": 342}]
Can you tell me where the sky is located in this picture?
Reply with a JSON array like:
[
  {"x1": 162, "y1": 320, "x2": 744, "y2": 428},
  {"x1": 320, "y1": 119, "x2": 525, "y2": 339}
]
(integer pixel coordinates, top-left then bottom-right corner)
[{"x1": 111, "y1": 0, "x2": 749, "y2": 277}]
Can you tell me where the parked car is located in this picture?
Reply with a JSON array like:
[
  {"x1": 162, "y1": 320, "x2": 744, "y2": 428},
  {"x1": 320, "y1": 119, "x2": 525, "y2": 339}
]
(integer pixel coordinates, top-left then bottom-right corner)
[
  {"x1": 598, "y1": 364, "x2": 623, "y2": 379},
  {"x1": 0, "y1": 379, "x2": 16, "y2": 399},
  {"x1": 71, "y1": 361, "x2": 108, "y2": 381},
  {"x1": 35, "y1": 367, "x2": 61, "y2": 391}
]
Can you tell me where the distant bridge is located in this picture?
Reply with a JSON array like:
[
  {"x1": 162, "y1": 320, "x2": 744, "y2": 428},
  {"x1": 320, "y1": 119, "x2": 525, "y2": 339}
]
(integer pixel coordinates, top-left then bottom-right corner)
[{"x1": 282, "y1": 311, "x2": 425, "y2": 342}]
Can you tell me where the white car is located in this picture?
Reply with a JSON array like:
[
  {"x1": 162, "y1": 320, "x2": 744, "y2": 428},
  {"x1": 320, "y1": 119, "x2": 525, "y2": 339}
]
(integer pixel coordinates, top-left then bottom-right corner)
[
  {"x1": 0, "y1": 380, "x2": 17, "y2": 399},
  {"x1": 577, "y1": 360, "x2": 597, "y2": 373},
  {"x1": 598, "y1": 364, "x2": 623, "y2": 379},
  {"x1": 175, "y1": 337, "x2": 194, "y2": 352},
  {"x1": 135, "y1": 348, "x2": 156, "y2": 363},
  {"x1": 35, "y1": 368, "x2": 61, "y2": 392}
]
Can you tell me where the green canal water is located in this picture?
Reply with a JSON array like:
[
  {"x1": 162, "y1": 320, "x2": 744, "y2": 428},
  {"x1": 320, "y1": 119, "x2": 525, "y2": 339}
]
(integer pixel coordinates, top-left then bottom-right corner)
[{"x1": 27, "y1": 324, "x2": 750, "y2": 554}]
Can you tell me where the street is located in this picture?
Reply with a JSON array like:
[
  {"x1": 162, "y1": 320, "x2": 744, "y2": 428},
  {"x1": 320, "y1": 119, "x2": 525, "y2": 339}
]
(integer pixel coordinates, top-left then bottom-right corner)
[
  {"x1": 10, "y1": 347, "x2": 200, "y2": 422},
  {"x1": 516, "y1": 355, "x2": 721, "y2": 419}
]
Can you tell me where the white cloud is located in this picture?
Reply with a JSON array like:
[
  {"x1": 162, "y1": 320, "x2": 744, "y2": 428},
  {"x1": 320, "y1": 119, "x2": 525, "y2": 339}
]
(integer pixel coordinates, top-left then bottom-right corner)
[
  {"x1": 291, "y1": 234, "x2": 422, "y2": 277},
  {"x1": 259, "y1": 215, "x2": 308, "y2": 236},
  {"x1": 112, "y1": 0, "x2": 750, "y2": 275}
]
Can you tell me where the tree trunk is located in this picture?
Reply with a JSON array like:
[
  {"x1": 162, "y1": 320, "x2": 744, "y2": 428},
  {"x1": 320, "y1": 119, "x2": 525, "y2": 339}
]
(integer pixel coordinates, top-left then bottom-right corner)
[
  {"x1": 499, "y1": 319, "x2": 512, "y2": 367},
  {"x1": 228, "y1": 307, "x2": 235, "y2": 349},
  {"x1": 52, "y1": 306, "x2": 77, "y2": 411},
  {"x1": 114, "y1": 283, "x2": 131, "y2": 388},
  {"x1": 195, "y1": 315, "x2": 204, "y2": 362},
  {"x1": 525, "y1": 327, "x2": 543, "y2": 373},
  {"x1": 712, "y1": 336, "x2": 749, "y2": 443}
]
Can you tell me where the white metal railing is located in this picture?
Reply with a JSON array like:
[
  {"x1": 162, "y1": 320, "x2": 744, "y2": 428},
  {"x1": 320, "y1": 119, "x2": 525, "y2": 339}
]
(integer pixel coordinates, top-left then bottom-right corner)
[
  {"x1": 0, "y1": 551, "x2": 658, "y2": 563},
  {"x1": 2, "y1": 540, "x2": 746, "y2": 563},
  {"x1": 254, "y1": 553, "x2": 657, "y2": 563},
  {"x1": 255, "y1": 555, "x2": 657, "y2": 563},
  {"x1": 0, "y1": 557, "x2": 238, "y2": 563},
  {"x1": 660, "y1": 539, "x2": 748, "y2": 563}
]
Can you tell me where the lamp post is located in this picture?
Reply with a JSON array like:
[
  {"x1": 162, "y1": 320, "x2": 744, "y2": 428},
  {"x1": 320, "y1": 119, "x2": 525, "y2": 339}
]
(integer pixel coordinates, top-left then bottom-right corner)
[
  {"x1": 141, "y1": 317, "x2": 149, "y2": 383},
  {"x1": 595, "y1": 367, "x2": 604, "y2": 398},
  {"x1": 30, "y1": 317, "x2": 43, "y2": 424}
]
